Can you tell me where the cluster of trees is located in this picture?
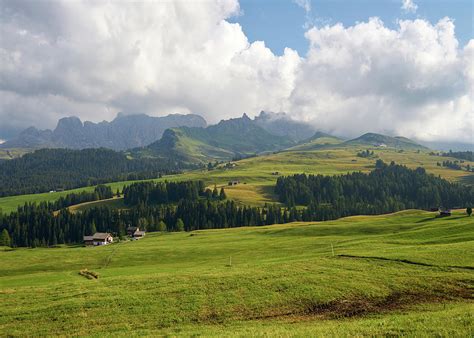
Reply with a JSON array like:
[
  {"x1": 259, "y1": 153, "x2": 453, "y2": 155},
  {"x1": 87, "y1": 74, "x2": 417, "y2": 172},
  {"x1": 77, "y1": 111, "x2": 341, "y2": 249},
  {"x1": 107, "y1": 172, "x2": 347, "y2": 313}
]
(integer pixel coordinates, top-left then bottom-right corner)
[
  {"x1": 0, "y1": 148, "x2": 184, "y2": 197},
  {"x1": 0, "y1": 199, "x2": 285, "y2": 247},
  {"x1": 275, "y1": 160, "x2": 474, "y2": 211},
  {"x1": 357, "y1": 149, "x2": 376, "y2": 158},
  {"x1": 123, "y1": 181, "x2": 226, "y2": 205},
  {"x1": 442, "y1": 151, "x2": 474, "y2": 162},
  {"x1": 439, "y1": 160, "x2": 463, "y2": 170},
  {"x1": 52, "y1": 185, "x2": 113, "y2": 210}
]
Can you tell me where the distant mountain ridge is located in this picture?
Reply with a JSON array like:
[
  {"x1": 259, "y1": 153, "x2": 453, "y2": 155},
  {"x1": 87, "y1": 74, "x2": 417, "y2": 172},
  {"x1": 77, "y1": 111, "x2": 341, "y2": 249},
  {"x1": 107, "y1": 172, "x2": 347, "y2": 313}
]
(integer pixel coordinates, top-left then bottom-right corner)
[
  {"x1": 2, "y1": 113, "x2": 207, "y2": 150},
  {"x1": 139, "y1": 113, "x2": 296, "y2": 164}
]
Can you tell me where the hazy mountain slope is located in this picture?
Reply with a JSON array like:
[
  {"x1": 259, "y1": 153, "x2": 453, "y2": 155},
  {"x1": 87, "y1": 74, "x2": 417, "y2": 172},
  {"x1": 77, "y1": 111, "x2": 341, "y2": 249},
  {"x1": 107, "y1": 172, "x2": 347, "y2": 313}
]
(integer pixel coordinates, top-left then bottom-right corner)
[
  {"x1": 254, "y1": 111, "x2": 316, "y2": 141},
  {"x1": 1, "y1": 113, "x2": 207, "y2": 150},
  {"x1": 345, "y1": 133, "x2": 428, "y2": 150},
  {"x1": 286, "y1": 131, "x2": 343, "y2": 151}
]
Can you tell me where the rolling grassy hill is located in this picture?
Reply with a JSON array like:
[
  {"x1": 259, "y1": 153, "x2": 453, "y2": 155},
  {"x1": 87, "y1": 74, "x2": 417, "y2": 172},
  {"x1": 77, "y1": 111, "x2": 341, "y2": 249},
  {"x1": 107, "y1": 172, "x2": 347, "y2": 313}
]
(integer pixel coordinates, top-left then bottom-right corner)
[
  {"x1": 138, "y1": 114, "x2": 295, "y2": 164},
  {"x1": 1, "y1": 145, "x2": 473, "y2": 214},
  {"x1": 344, "y1": 132, "x2": 428, "y2": 150},
  {"x1": 1, "y1": 210, "x2": 473, "y2": 336},
  {"x1": 285, "y1": 131, "x2": 343, "y2": 151}
]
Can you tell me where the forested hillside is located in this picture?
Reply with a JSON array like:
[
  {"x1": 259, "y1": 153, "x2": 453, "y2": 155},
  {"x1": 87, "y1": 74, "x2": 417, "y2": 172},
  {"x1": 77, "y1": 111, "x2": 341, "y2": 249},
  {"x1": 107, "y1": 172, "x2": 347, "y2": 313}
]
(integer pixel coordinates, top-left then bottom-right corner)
[
  {"x1": 0, "y1": 148, "x2": 184, "y2": 197},
  {"x1": 275, "y1": 160, "x2": 474, "y2": 212}
]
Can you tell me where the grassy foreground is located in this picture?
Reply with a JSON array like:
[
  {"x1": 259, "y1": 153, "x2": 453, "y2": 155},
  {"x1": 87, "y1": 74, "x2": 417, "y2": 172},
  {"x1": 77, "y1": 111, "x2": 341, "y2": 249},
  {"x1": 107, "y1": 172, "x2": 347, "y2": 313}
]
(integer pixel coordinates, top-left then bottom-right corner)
[{"x1": 1, "y1": 210, "x2": 473, "y2": 336}]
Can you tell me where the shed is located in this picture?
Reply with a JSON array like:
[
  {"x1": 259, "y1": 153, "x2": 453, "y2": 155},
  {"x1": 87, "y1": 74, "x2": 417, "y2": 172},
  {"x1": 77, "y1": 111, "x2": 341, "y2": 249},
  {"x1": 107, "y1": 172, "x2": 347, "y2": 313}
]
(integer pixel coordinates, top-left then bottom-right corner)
[{"x1": 133, "y1": 230, "x2": 146, "y2": 239}]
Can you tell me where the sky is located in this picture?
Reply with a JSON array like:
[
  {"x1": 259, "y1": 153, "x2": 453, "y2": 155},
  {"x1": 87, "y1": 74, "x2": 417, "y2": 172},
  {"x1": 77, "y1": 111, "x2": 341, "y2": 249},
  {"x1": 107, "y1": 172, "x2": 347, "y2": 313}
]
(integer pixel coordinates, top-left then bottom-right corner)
[{"x1": 0, "y1": 0, "x2": 472, "y2": 143}]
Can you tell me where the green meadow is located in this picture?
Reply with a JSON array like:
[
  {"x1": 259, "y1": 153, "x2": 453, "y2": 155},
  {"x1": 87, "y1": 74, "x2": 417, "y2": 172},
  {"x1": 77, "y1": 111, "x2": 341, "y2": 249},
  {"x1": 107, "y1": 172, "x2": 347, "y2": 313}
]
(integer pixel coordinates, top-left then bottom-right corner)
[
  {"x1": 1, "y1": 209, "x2": 473, "y2": 336},
  {"x1": 1, "y1": 146, "x2": 473, "y2": 213}
]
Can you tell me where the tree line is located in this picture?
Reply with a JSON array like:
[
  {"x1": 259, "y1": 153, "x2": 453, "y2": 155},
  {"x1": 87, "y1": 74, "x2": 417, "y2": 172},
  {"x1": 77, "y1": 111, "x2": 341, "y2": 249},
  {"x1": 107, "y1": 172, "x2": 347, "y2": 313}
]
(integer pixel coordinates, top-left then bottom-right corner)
[
  {"x1": 275, "y1": 160, "x2": 474, "y2": 211},
  {"x1": 442, "y1": 150, "x2": 474, "y2": 162},
  {"x1": 52, "y1": 185, "x2": 114, "y2": 210},
  {"x1": 0, "y1": 197, "x2": 282, "y2": 248},
  {"x1": 0, "y1": 148, "x2": 187, "y2": 197},
  {"x1": 123, "y1": 180, "x2": 227, "y2": 206}
]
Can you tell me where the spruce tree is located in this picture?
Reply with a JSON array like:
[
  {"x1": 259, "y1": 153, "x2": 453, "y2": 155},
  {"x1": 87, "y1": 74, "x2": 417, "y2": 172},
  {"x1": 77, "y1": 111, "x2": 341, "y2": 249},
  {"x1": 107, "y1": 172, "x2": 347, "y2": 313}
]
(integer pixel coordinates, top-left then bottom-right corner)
[
  {"x1": 0, "y1": 229, "x2": 11, "y2": 247},
  {"x1": 158, "y1": 220, "x2": 167, "y2": 232},
  {"x1": 212, "y1": 186, "x2": 219, "y2": 199},
  {"x1": 176, "y1": 218, "x2": 185, "y2": 232},
  {"x1": 219, "y1": 187, "x2": 227, "y2": 200}
]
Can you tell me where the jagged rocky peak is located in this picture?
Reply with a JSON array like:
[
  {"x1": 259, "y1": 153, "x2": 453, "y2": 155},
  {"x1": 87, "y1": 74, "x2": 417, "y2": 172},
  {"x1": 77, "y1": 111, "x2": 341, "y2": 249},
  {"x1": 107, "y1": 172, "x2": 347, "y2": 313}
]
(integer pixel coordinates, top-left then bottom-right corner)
[
  {"x1": 55, "y1": 116, "x2": 84, "y2": 130},
  {"x1": 1, "y1": 113, "x2": 208, "y2": 150}
]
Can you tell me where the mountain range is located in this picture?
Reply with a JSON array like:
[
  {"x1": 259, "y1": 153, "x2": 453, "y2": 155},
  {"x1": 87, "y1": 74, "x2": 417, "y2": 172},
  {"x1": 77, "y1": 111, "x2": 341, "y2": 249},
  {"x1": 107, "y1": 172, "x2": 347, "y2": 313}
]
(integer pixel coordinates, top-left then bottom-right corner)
[
  {"x1": 1, "y1": 113, "x2": 207, "y2": 151},
  {"x1": 2, "y1": 111, "x2": 319, "y2": 151},
  {"x1": 2, "y1": 111, "x2": 431, "y2": 165},
  {"x1": 135, "y1": 113, "x2": 298, "y2": 164}
]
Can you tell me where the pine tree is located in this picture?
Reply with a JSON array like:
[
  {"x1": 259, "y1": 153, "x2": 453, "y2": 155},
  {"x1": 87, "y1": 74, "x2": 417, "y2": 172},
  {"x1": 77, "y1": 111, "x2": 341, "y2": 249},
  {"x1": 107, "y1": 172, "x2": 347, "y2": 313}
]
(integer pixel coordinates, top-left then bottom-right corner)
[
  {"x1": 219, "y1": 187, "x2": 227, "y2": 200},
  {"x1": 90, "y1": 221, "x2": 97, "y2": 235},
  {"x1": 176, "y1": 218, "x2": 185, "y2": 232},
  {"x1": 467, "y1": 207, "x2": 472, "y2": 217},
  {"x1": 158, "y1": 220, "x2": 167, "y2": 232},
  {"x1": 0, "y1": 229, "x2": 11, "y2": 247},
  {"x1": 212, "y1": 186, "x2": 219, "y2": 199}
]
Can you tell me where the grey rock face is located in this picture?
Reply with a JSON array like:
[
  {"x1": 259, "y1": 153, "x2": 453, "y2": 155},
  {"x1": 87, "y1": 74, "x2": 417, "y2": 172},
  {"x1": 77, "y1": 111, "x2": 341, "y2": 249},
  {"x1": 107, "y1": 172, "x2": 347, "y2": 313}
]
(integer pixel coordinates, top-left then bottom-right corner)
[{"x1": 2, "y1": 113, "x2": 207, "y2": 150}]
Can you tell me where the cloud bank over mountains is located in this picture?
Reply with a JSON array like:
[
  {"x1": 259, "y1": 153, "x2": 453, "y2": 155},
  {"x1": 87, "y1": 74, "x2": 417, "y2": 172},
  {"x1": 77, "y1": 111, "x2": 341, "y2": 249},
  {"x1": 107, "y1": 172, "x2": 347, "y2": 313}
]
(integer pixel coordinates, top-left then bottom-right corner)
[{"x1": 0, "y1": 0, "x2": 472, "y2": 142}]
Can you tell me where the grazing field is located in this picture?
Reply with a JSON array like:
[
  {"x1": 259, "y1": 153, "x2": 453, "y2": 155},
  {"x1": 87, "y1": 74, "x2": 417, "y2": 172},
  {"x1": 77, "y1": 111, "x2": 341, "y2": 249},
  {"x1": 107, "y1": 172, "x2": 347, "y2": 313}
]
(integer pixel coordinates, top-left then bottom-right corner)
[
  {"x1": 0, "y1": 148, "x2": 31, "y2": 160},
  {"x1": 1, "y1": 210, "x2": 473, "y2": 336},
  {"x1": 67, "y1": 196, "x2": 127, "y2": 213},
  {"x1": 1, "y1": 146, "x2": 473, "y2": 214}
]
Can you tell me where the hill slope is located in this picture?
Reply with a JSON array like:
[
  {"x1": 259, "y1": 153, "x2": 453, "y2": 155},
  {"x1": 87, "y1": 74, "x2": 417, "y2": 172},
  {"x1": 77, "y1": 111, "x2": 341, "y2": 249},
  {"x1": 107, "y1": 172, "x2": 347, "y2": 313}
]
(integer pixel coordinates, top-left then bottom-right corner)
[
  {"x1": 142, "y1": 114, "x2": 295, "y2": 163},
  {"x1": 0, "y1": 148, "x2": 180, "y2": 197},
  {"x1": 1, "y1": 210, "x2": 472, "y2": 336},
  {"x1": 345, "y1": 133, "x2": 427, "y2": 150},
  {"x1": 286, "y1": 131, "x2": 343, "y2": 151},
  {"x1": 2, "y1": 113, "x2": 207, "y2": 150}
]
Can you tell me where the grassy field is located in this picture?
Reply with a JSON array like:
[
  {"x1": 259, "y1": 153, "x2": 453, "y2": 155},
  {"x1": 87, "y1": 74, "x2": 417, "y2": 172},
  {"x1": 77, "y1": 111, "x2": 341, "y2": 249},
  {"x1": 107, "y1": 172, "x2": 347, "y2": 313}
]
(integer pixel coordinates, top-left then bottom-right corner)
[
  {"x1": 1, "y1": 146, "x2": 473, "y2": 214},
  {"x1": 1, "y1": 209, "x2": 473, "y2": 336},
  {"x1": 0, "y1": 148, "x2": 31, "y2": 160}
]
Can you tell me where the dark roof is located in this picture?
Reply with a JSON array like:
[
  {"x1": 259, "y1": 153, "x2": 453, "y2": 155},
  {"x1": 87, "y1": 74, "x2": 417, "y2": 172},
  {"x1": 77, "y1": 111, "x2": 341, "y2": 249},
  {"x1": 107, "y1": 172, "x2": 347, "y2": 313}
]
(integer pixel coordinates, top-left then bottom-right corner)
[
  {"x1": 93, "y1": 232, "x2": 112, "y2": 240},
  {"x1": 127, "y1": 226, "x2": 138, "y2": 231},
  {"x1": 83, "y1": 236, "x2": 94, "y2": 241}
]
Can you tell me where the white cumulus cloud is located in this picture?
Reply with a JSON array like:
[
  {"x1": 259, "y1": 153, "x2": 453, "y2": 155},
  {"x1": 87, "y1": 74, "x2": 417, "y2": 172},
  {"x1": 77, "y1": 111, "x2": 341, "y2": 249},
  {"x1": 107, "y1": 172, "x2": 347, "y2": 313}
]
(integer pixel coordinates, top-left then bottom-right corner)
[
  {"x1": 401, "y1": 0, "x2": 418, "y2": 13},
  {"x1": 0, "y1": 0, "x2": 472, "y2": 143},
  {"x1": 291, "y1": 17, "x2": 472, "y2": 142}
]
